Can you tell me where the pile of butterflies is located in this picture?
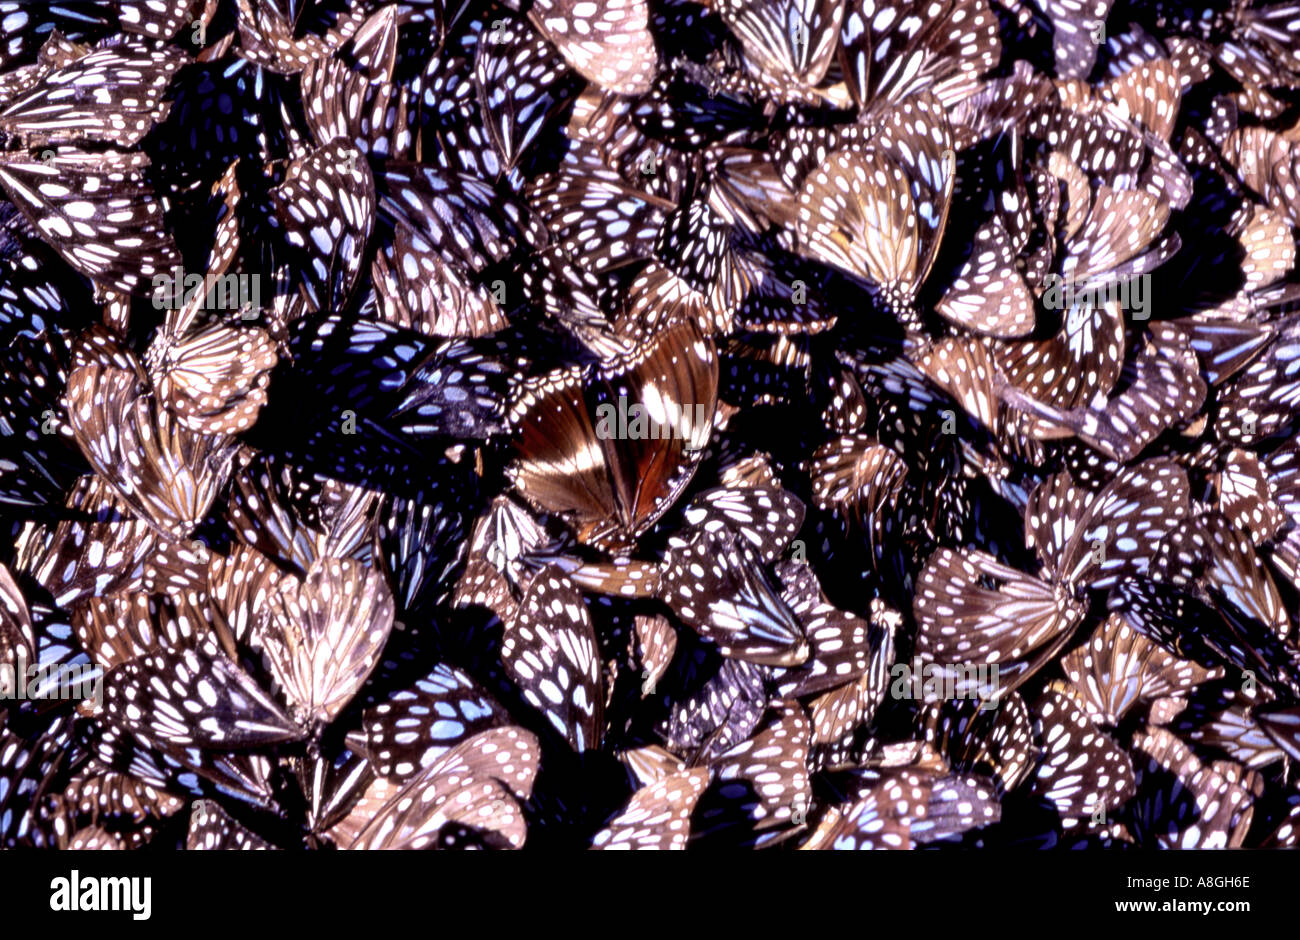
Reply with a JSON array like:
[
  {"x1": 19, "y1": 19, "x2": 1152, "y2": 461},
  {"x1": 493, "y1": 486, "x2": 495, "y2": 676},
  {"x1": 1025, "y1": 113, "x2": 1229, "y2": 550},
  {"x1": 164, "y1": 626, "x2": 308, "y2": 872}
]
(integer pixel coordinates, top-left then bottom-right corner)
[{"x1": 1, "y1": 0, "x2": 1300, "y2": 851}]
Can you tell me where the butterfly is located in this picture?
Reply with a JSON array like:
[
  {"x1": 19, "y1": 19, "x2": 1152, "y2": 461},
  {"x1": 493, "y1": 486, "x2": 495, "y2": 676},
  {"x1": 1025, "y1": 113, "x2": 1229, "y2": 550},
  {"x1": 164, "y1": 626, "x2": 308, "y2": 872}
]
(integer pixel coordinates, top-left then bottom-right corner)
[
  {"x1": 0, "y1": 710, "x2": 80, "y2": 847},
  {"x1": 0, "y1": 38, "x2": 188, "y2": 148},
  {"x1": 671, "y1": 482, "x2": 805, "y2": 564},
  {"x1": 1025, "y1": 683, "x2": 1136, "y2": 821},
  {"x1": 342, "y1": 726, "x2": 541, "y2": 849},
  {"x1": 1127, "y1": 725, "x2": 1254, "y2": 848},
  {"x1": 715, "y1": 0, "x2": 844, "y2": 98},
  {"x1": 772, "y1": 564, "x2": 896, "y2": 739},
  {"x1": 1169, "y1": 680, "x2": 1286, "y2": 771},
  {"x1": 0, "y1": 328, "x2": 87, "y2": 508},
  {"x1": 934, "y1": 216, "x2": 1037, "y2": 337},
  {"x1": 475, "y1": 15, "x2": 584, "y2": 173},
  {"x1": 660, "y1": 653, "x2": 772, "y2": 762},
  {"x1": 234, "y1": 0, "x2": 368, "y2": 75},
  {"x1": 528, "y1": 145, "x2": 673, "y2": 275},
  {"x1": 187, "y1": 800, "x2": 271, "y2": 850},
  {"x1": 527, "y1": 0, "x2": 657, "y2": 96},
  {"x1": 64, "y1": 325, "x2": 238, "y2": 539},
  {"x1": 1025, "y1": 458, "x2": 1194, "y2": 591},
  {"x1": 351, "y1": 663, "x2": 512, "y2": 783},
  {"x1": 660, "y1": 524, "x2": 808, "y2": 667},
  {"x1": 634, "y1": 613, "x2": 678, "y2": 698},
  {"x1": 15, "y1": 476, "x2": 195, "y2": 608},
  {"x1": 226, "y1": 452, "x2": 380, "y2": 578},
  {"x1": 914, "y1": 547, "x2": 1087, "y2": 703},
  {"x1": 1061, "y1": 613, "x2": 1224, "y2": 725},
  {"x1": 1002, "y1": 325, "x2": 1207, "y2": 463},
  {"x1": 694, "y1": 700, "x2": 813, "y2": 839},
  {"x1": 145, "y1": 321, "x2": 279, "y2": 436},
  {"x1": 99, "y1": 631, "x2": 305, "y2": 757},
  {"x1": 801, "y1": 767, "x2": 932, "y2": 850},
  {"x1": 377, "y1": 477, "x2": 478, "y2": 615},
  {"x1": 793, "y1": 95, "x2": 955, "y2": 321},
  {"x1": 921, "y1": 692, "x2": 1034, "y2": 793},
  {"x1": 500, "y1": 566, "x2": 603, "y2": 752},
  {"x1": 250, "y1": 556, "x2": 396, "y2": 728},
  {"x1": 1216, "y1": 317, "x2": 1300, "y2": 445},
  {"x1": 839, "y1": 0, "x2": 1002, "y2": 109},
  {"x1": 265, "y1": 313, "x2": 510, "y2": 484},
  {"x1": 807, "y1": 433, "x2": 908, "y2": 558},
  {"x1": 0, "y1": 149, "x2": 181, "y2": 295},
  {"x1": 45, "y1": 776, "x2": 176, "y2": 849},
  {"x1": 506, "y1": 319, "x2": 718, "y2": 552},
  {"x1": 0, "y1": 562, "x2": 35, "y2": 670},
  {"x1": 264, "y1": 139, "x2": 375, "y2": 314},
  {"x1": 300, "y1": 6, "x2": 411, "y2": 160},
  {"x1": 591, "y1": 767, "x2": 711, "y2": 849}
]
